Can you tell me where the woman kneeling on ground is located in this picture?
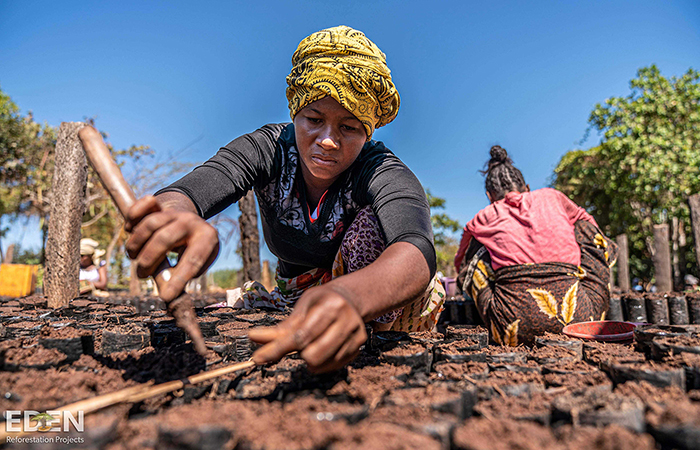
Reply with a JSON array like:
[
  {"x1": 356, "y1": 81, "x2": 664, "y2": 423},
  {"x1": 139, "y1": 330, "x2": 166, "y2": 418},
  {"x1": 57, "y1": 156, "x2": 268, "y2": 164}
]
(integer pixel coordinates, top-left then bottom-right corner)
[
  {"x1": 124, "y1": 26, "x2": 444, "y2": 373},
  {"x1": 454, "y1": 146, "x2": 617, "y2": 346}
]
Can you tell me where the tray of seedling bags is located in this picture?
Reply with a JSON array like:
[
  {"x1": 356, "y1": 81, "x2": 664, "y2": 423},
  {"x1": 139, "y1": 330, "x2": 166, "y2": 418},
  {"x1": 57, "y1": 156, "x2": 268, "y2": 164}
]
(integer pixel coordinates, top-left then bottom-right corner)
[{"x1": 2, "y1": 293, "x2": 700, "y2": 450}]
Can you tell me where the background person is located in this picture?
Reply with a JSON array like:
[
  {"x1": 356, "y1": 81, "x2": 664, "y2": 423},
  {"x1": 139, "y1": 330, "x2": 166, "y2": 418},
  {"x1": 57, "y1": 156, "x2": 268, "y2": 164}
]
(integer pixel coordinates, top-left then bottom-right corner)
[
  {"x1": 79, "y1": 238, "x2": 108, "y2": 294},
  {"x1": 455, "y1": 146, "x2": 618, "y2": 345},
  {"x1": 124, "y1": 26, "x2": 444, "y2": 373}
]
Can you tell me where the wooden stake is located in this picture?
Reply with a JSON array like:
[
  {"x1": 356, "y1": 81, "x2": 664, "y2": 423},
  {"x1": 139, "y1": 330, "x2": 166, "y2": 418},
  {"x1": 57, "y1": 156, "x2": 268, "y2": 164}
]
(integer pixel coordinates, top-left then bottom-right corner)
[
  {"x1": 616, "y1": 234, "x2": 630, "y2": 293},
  {"x1": 239, "y1": 191, "x2": 261, "y2": 282},
  {"x1": 129, "y1": 260, "x2": 142, "y2": 296},
  {"x1": 3, "y1": 244, "x2": 15, "y2": 264},
  {"x1": 671, "y1": 216, "x2": 685, "y2": 291},
  {"x1": 652, "y1": 224, "x2": 673, "y2": 293},
  {"x1": 689, "y1": 194, "x2": 700, "y2": 276},
  {"x1": 262, "y1": 260, "x2": 273, "y2": 291},
  {"x1": 45, "y1": 122, "x2": 87, "y2": 309}
]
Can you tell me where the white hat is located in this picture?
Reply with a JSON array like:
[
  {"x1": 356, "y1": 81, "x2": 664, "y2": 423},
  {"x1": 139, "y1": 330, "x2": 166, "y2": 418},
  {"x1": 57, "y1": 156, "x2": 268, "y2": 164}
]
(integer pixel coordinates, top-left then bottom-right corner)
[{"x1": 80, "y1": 238, "x2": 105, "y2": 264}]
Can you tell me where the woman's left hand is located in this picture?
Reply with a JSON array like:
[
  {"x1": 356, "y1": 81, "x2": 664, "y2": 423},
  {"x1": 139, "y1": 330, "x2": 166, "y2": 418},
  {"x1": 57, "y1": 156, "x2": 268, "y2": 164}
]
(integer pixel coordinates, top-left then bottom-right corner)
[{"x1": 248, "y1": 285, "x2": 367, "y2": 373}]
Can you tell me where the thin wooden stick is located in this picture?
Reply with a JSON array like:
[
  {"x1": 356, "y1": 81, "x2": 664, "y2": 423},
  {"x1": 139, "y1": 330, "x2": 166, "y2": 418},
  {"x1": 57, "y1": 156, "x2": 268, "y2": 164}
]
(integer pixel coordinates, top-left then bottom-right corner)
[
  {"x1": 462, "y1": 375, "x2": 478, "y2": 384},
  {"x1": 57, "y1": 382, "x2": 155, "y2": 415},
  {"x1": 125, "y1": 380, "x2": 189, "y2": 404},
  {"x1": 493, "y1": 385, "x2": 507, "y2": 398},
  {"x1": 127, "y1": 360, "x2": 256, "y2": 403}
]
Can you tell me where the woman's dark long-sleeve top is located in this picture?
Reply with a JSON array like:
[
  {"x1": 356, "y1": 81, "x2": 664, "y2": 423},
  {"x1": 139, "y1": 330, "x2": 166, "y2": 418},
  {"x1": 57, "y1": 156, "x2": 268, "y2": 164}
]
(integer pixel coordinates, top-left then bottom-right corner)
[{"x1": 157, "y1": 123, "x2": 436, "y2": 279}]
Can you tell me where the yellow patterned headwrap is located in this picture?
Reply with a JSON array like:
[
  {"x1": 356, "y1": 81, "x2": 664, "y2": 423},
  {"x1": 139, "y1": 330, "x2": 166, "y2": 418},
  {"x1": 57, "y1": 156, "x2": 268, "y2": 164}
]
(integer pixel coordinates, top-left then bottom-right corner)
[{"x1": 286, "y1": 25, "x2": 400, "y2": 140}]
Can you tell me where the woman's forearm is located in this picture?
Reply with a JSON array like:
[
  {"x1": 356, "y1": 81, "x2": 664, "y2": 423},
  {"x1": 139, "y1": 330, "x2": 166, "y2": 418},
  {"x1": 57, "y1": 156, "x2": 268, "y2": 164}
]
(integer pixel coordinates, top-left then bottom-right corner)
[
  {"x1": 94, "y1": 266, "x2": 108, "y2": 290},
  {"x1": 324, "y1": 241, "x2": 431, "y2": 322}
]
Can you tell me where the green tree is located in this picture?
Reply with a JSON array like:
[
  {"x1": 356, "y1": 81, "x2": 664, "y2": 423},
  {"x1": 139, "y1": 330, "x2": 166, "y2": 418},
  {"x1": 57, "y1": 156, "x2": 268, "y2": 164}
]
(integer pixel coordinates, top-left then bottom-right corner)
[
  {"x1": 553, "y1": 65, "x2": 700, "y2": 283},
  {"x1": 426, "y1": 190, "x2": 461, "y2": 277},
  {"x1": 211, "y1": 268, "x2": 241, "y2": 289},
  {"x1": 0, "y1": 86, "x2": 56, "y2": 259}
]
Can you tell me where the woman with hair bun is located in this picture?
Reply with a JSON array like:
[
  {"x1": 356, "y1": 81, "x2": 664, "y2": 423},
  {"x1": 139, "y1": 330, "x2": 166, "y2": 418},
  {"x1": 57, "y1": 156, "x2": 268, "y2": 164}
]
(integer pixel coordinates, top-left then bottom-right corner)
[{"x1": 454, "y1": 146, "x2": 618, "y2": 346}]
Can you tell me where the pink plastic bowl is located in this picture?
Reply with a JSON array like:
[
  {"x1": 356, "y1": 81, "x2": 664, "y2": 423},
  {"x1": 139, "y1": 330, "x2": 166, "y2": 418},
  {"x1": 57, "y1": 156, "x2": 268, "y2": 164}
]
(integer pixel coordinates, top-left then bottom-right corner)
[{"x1": 562, "y1": 321, "x2": 636, "y2": 343}]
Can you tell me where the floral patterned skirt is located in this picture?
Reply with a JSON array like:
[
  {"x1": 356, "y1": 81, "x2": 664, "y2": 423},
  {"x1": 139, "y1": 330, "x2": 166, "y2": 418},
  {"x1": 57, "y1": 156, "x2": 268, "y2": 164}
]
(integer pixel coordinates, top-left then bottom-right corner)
[
  {"x1": 227, "y1": 206, "x2": 445, "y2": 332},
  {"x1": 458, "y1": 220, "x2": 618, "y2": 346}
]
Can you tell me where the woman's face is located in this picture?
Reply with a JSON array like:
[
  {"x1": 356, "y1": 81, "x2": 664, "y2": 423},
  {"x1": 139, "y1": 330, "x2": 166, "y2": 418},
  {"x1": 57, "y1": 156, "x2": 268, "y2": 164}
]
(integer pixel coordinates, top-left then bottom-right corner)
[
  {"x1": 80, "y1": 254, "x2": 93, "y2": 268},
  {"x1": 293, "y1": 96, "x2": 367, "y2": 192}
]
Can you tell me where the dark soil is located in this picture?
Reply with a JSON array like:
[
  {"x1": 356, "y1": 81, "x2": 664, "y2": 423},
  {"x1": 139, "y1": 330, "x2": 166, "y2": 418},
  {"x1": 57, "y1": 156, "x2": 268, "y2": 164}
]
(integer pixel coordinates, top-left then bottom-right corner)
[
  {"x1": 480, "y1": 368, "x2": 544, "y2": 388},
  {"x1": 236, "y1": 312, "x2": 276, "y2": 324},
  {"x1": 489, "y1": 360, "x2": 543, "y2": 373},
  {"x1": 283, "y1": 395, "x2": 367, "y2": 422},
  {"x1": 453, "y1": 418, "x2": 563, "y2": 450},
  {"x1": 328, "y1": 422, "x2": 442, "y2": 450},
  {"x1": 4, "y1": 345, "x2": 67, "y2": 367},
  {"x1": 110, "y1": 305, "x2": 137, "y2": 315},
  {"x1": 327, "y1": 363, "x2": 411, "y2": 404},
  {"x1": 120, "y1": 398, "x2": 352, "y2": 450},
  {"x1": 235, "y1": 370, "x2": 291, "y2": 399},
  {"x1": 540, "y1": 331, "x2": 581, "y2": 342},
  {"x1": 473, "y1": 392, "x2": 554, "y2": 423},
  {"x1": 432, "y1": 361, "x2": 489, "y2": 381},
  {"x1": 554, "y1": 424, "x2": 657, "y2": 450},
  {"x1": 614, "y1": 380, "x2": 689, "y2": 408},
  {"x1": 382, "y1": 342, "x2": 427, "y2": 356},
  {"x1": 435, "y1": 339, "x2": 479, "y2": 353},
  {"x1": 384, "y1": 384, "x2": 462, "y2": 408},
  {"x1": 369, "y1": 403, "x2": 458, "y2": 428},
  {"x1": 445, "y1": 325, "x2": 489, "y2": 346},
  {"x1": 544, "y1": 370, "x2": 612, "y2": 391},
  {"x1": 482, "y1": 344, "x2": 528, "y2": 355},
  {"x1": 0, "y1": 359, "x2": 135, "y2": 411},
  {"x1": 2, "y1": 294, "x2": 700, "y2": 448},
  {"x1": 217, "y1": 320, "x2": 252, "y2": 331},
  {"x1": 5, "y1": 320, "x2": 43, "y2": 334},
  {"x1": 655, "y1": 334, "x2": 700, "y2": 348},
  {"x1": 638, "y1": 326, "x2": 684, "y2": 334},
  {"x1": 543, "y1": 359, "x2": 599, "y2": 373},
  {"x1": 267, "y1": 356, "x2": 307, "y2": 374},
  {"x1": 665, "y1": 352, "x2": 700, "y2": 368},
  {"x1": 408, "y1": 330, "x2": 445, "y2": 346},
  {"x1": 40, "y1": 325, "x2": 91, "y2": 339},
  {"x1": 552, "y1": 389, "x2": 646, "y2": 432},
  {"x1": 529, "y1": 345, "x2": 580, "y2": 364},
  {"x1": 646, "y1": 398, "x2": 700, "y2": 427},
  {"x1": 19, "y1": 295, "x2": 48, "y2": 308},
  {"x1": 409, "y1": 330, "x2": 444, "y2": 341},
  {"x1": 208, "y1": 306, "x2": 237, "y2": 317},
  {"x1": 583, "y1": 341, "x2": 647, "y2": 366},
  {"x1": 606, "y1": 360, "x2": 687, "y2": 389}
]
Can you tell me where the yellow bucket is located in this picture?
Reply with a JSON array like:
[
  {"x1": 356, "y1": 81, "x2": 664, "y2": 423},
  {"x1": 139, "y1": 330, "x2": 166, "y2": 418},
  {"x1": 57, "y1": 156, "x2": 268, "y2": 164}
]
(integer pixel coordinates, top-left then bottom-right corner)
[{"x1": 0, "y1": 264, "x2": 38, "y2": 297}]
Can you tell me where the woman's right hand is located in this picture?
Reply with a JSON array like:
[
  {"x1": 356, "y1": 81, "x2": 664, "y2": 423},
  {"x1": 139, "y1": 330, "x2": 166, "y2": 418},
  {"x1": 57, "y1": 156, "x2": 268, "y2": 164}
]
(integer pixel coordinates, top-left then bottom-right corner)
[{"x1": 124, "y1": 194, "x2": 220, "y2": 302}]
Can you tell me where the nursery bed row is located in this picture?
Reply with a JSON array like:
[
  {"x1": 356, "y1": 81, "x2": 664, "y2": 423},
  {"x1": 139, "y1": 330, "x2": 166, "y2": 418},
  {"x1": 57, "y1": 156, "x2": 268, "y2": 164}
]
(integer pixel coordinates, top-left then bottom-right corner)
[{"x1": 1, "y1": 295, "x2": 699, "y2": 449}]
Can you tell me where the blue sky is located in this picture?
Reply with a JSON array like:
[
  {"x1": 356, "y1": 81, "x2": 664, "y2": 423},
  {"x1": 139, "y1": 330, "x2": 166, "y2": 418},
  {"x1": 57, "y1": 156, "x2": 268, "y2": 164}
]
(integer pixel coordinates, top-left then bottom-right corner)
[{"x1": 1, "y1": 0, "x2": 699, "y2": 271}]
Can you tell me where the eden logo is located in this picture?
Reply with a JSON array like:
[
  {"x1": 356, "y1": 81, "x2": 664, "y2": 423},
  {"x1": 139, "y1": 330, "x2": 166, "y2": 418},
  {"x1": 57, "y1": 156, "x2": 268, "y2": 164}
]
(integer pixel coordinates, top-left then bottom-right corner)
[{"x1": 4, "y1": 411, "x2": 84, "y2": 433}]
